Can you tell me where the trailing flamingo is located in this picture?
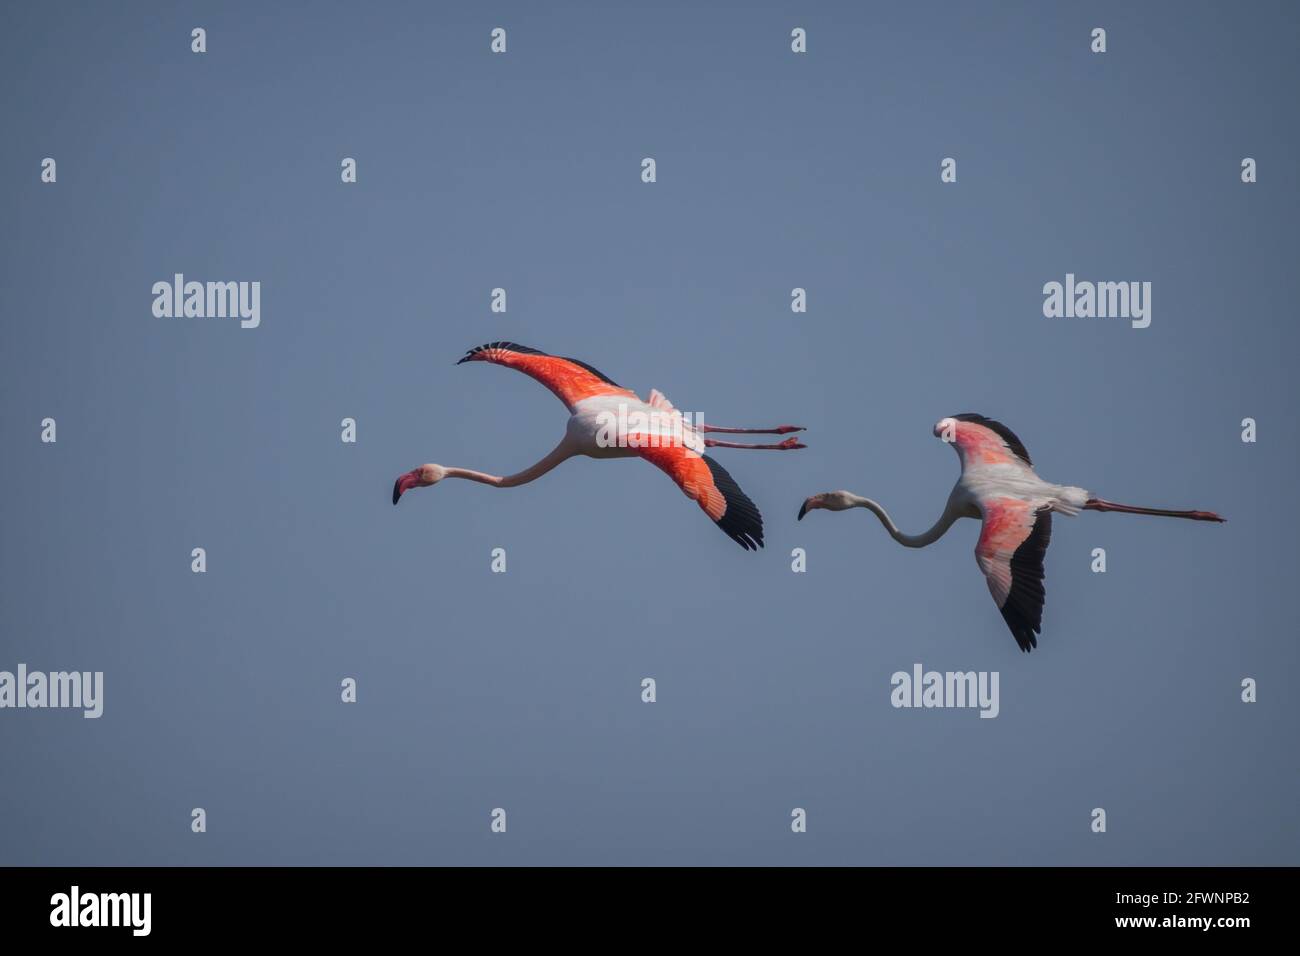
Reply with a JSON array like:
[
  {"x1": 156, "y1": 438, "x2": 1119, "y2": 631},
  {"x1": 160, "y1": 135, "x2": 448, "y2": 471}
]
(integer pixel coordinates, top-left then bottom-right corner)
[
  {"x1": 797, "y1": 414, "x2": 1224, "y2": 651},
  {"x1": 393, "y1": 342, "x2": 806, "y2": 550}
]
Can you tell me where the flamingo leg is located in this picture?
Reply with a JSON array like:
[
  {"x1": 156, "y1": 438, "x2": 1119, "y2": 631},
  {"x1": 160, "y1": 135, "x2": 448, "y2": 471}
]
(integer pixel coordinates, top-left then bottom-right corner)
[
  {"x1": 703, "y1": 437, "x2": 806, "y2": 450},
  {"x1": 1083, "y1": 498, "x2": 1225, "y2": 522},
  {"x1": 699, "y1": 424, "x2": 805, "y2": 435}
]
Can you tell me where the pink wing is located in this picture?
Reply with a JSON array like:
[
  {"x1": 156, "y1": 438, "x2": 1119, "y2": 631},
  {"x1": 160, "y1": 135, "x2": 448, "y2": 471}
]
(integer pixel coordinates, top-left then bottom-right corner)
[
  {"x1": 457, "y1": 342, "x2": 638, "y2": 411},
  {"x1": 631, "y1": 442, "x2": 764, "y2": 551},
  {"x1": 975, "y1": 497, "x2": 1052, "y2": 652},
  {"x1": 948, "y1": 414, "x2": 1034, "y2": 470}
]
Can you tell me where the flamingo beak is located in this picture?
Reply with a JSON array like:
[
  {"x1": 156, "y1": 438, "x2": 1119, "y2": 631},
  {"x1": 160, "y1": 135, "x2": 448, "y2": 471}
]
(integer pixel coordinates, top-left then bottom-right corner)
[
  {"x1": 392, "y1": 470, "x2": 420, "y2": 505},
  {"x1": 797, "y1": 498, "x2": 814, "y2": 521}
]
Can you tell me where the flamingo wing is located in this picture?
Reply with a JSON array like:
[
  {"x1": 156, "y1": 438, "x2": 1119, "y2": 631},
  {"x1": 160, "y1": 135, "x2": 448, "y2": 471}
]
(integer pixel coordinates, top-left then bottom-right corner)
[
  {"x1": 974, "y1": 496, "x2": 1052, "y2": 652},
  {"x1": 950, "y1": 413, "x2": 1034, "y2": 469},
  {"x1": 458, "y1": 342, "x2": 638, "y2": 411},
  {"x1": 632, "y1": 442, "x2": 764, "y2": 551}
]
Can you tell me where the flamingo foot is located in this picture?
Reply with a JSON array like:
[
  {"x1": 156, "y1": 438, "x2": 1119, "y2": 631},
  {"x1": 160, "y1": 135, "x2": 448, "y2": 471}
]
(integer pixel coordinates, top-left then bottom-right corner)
[{"x1": 704, "y1": 436, "x2": 806, "y2": 450}]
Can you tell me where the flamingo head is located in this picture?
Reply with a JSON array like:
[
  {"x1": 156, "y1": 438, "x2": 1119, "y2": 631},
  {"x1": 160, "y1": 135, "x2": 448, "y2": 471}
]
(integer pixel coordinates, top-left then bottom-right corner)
[
  {"x1": 932, "y1": 417, "x2": 959, "y2": 440},
  {"x1": 392, "y1": 464, "x2": 447, "y2": 504},
  {"x1": 797, "y1": 490, "x2": 856, "y2": 520}
]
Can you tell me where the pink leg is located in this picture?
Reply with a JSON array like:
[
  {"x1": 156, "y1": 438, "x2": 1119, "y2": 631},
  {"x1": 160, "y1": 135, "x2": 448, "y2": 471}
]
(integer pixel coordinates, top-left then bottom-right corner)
[
  {"x1": 1084, "y1": 498, "x2": 1225, "y2": 522},
  {"x1": 699, "y1": 424, "x2": 805, "y2": 435},
  {"x1": 704, "y1": 437, "x2": 806, "y2": 450}
]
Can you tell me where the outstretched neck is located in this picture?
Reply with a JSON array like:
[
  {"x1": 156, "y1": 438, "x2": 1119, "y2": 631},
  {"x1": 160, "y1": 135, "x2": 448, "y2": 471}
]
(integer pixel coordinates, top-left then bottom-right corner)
[
  {"x1": 849, "y1": 495, "x2": 959, "y2": 548},
  {"x1": 447, "y1": 440, "x2": 575, "y2": 488}
]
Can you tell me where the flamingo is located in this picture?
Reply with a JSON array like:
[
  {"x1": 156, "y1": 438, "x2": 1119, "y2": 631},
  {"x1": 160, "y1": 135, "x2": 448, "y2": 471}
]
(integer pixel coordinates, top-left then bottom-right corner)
[
  {"x1": 392, "y1": 342, "x2": 806, "y2": 550},
  {"x1": 796, "y1": 414, "x2": 1224, "y2": 651}
]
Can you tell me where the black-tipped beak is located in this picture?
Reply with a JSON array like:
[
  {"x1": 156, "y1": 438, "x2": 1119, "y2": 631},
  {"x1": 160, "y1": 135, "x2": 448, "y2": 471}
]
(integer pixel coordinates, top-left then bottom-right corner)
[
  {"x1": 797, "y1": 500, "x2": 810, "y2": 521},
  {"x1": 393, "y1": 471, "x2": 419, "y2": 505}
]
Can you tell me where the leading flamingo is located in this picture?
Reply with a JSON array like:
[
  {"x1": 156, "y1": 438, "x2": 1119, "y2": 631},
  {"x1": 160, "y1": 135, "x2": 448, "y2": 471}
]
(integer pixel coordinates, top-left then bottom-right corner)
[
  {"x1": 393, "y1": 342, "x2": 806, "y2": 550},
  {"x1": 797, "y1": 414, "x2": 1224, "y2": 651}
]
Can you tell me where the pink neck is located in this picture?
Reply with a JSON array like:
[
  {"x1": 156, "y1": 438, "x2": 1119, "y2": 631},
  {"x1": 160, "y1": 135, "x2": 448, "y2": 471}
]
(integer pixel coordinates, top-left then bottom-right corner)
[{"x1": 445, "y1": 441, "x2": 574, "y2": 489}]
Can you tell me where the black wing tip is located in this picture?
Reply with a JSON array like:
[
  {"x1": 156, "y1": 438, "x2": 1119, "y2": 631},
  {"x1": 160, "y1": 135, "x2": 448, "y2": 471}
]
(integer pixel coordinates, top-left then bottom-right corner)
[
  {"x1": 1001, "y1": 610, "x2": 1041, "y2": 652},
  {"x1": 457, "y1": 341, "x2": 546, "y2": 364},
  {"x1": 701, "y1": 455, "x2": 765, "y2": 552},
  {"x1": 952, "y1": 413, "x2": 1033, "y2": 466},
  {"x1": 1000, "y1": 508, "x2": 1051, "y2": 652},
  {"x1": 455, "y1": 342, "x2": 622, "y2": 388}
]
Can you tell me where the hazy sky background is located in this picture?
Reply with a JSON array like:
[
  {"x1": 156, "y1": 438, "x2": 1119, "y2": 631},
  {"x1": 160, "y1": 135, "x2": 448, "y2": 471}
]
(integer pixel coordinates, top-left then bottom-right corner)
[{"x1": 2, "y1": 1, "x2": 1296, "y2": 865}]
